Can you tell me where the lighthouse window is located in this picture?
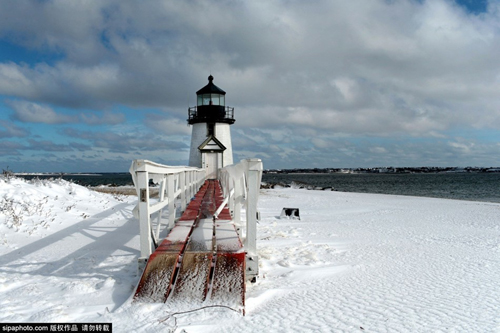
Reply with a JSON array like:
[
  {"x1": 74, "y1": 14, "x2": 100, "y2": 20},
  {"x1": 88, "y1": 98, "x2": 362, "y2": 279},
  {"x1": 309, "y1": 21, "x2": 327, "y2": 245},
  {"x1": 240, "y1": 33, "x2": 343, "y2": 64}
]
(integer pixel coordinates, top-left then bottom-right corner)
[
  {"x1": 197, "y1": 95, "x2": 202, "y2": 106},
  {"x1": 220, "y1": 95, "x2": 225, "y2": 106},
  {"x1": 203, "y1": 94, "x2": 211, "y2": 105},
  {"x1": 211, "y1": 94, "x2": 220, "y2": 105}
]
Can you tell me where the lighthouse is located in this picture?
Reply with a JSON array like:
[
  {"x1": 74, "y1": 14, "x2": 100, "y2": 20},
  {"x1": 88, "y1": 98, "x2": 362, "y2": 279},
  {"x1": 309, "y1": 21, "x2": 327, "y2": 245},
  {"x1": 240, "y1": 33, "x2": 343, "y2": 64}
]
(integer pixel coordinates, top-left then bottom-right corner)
[{"x1": 188, "y1": 75, "x2": 235, "y2": 179}]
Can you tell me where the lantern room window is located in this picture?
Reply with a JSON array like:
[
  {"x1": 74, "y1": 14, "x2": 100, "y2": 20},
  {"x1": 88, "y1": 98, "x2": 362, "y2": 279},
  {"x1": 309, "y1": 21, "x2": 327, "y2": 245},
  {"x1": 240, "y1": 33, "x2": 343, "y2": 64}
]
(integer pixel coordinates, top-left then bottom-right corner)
[
  {"x1": 203, "y1": 95, "x2": 211, "y2": 105},
  {"x1": 211, "y1": 94, "x2": 220, "y2": 105},
  {"x1": 197, "y1": 93, "x2": 225, "y2": 106}
]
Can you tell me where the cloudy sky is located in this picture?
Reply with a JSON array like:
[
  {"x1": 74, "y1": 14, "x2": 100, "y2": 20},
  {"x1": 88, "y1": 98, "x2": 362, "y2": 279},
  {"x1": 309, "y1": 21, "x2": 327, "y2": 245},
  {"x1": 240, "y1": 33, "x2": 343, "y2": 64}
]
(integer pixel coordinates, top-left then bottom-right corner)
[{"x1": 0, "y1": 0, "x2": 499, "y2": 172}]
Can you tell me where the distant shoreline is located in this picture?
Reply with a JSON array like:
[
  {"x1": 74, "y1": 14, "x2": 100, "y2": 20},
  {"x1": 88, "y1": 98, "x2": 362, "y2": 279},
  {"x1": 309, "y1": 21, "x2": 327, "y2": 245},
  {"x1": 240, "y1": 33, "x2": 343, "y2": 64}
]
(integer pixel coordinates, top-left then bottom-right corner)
[{"x1": 264, "y1": 166, "x2": 500, "y2": 174}]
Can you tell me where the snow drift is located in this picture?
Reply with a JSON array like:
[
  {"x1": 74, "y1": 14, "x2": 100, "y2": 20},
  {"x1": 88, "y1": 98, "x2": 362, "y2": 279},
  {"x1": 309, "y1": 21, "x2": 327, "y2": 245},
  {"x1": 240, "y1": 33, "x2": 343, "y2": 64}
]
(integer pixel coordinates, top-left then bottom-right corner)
[{"x1": 1, "y1": 176, "x2": 498, "y2": 332}]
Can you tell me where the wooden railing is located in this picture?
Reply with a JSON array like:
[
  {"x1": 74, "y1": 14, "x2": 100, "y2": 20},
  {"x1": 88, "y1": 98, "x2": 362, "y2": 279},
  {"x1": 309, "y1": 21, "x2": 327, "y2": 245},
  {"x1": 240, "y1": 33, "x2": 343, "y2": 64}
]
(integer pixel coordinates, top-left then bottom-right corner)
[
  {"x1": 129, "y1": 160, "x2": 206, "y2": 270},
  {"x1": 218, "y1": 158, "x2": 263, "y2": 281}
]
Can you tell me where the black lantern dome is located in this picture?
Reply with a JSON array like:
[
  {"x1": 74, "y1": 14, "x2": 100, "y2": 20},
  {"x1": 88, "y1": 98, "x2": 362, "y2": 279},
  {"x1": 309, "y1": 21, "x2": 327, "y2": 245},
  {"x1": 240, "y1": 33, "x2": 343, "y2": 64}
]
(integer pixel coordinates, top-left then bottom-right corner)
[{"x1": 188, "y1": 75, "x2": 235, "y2": 125}]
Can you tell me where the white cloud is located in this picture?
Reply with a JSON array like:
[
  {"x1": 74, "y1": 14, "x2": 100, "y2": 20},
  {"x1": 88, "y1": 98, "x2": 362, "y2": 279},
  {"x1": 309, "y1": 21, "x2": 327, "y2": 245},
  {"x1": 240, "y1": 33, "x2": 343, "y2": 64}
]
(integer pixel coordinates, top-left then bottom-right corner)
[
  {"x1": 370, "y1": 146, "x2": 388, "y2": 154},
  {"x1": 8, "y1": 100, "x2": 76, "y2": 124},
  {"x1": 79, "y1": 111, "x2": 125, "y2": 125},
  {"x1": 143, "y1": 114, "x2": 191, "y2": 136},
  {"x1": 449, "y1": 140, "x2": 475, "y2": 154},
  {"x1": 0, "y1": 120, "x2": 29, "y2": 138}
]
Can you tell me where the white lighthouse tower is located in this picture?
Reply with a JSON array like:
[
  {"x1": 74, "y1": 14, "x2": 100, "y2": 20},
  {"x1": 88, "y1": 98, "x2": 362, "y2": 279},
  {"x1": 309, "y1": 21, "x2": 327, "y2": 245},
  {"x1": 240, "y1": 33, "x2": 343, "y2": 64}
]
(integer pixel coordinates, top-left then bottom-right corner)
[{"x1": 188, "y1": 75, "x2": 235, "y2": 179}]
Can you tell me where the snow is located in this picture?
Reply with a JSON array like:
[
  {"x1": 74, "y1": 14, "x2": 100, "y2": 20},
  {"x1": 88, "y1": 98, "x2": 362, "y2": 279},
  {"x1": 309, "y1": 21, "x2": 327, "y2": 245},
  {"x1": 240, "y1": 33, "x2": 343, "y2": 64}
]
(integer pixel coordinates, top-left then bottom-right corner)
[{"x1": 1, "y1": 176, "x2": 499, "y2": 332}]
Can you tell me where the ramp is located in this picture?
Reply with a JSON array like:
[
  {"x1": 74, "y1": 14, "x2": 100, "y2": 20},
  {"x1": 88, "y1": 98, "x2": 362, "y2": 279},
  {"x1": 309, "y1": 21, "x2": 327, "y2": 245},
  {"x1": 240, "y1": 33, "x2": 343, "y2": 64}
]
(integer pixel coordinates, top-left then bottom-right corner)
[{"x1": 134, "y1": 180, "x2": 245, "y2": 311}]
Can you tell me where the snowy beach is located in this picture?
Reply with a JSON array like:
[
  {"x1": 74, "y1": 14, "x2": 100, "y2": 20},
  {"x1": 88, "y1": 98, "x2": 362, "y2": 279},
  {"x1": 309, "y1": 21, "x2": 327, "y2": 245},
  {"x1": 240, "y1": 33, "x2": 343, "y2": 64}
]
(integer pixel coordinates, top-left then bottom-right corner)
[{"x1": 1, "y1": 177, "x2": 499, "y2": 332}]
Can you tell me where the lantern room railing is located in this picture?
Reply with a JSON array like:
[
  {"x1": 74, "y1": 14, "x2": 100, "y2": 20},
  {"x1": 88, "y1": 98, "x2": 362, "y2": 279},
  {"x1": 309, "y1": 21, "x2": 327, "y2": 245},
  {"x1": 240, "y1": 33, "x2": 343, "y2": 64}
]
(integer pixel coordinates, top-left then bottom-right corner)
[{"x1": 187, "y1": 106, "x2": 235, "y2": 124}]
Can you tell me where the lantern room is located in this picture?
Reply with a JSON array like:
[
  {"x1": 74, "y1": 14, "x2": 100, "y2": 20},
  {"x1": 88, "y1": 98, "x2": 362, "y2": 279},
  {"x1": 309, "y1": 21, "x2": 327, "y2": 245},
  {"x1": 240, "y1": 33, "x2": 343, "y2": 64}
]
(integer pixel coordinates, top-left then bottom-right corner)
[{"x1": 188, "y1": 75, "x2": 235, "y2": 124}]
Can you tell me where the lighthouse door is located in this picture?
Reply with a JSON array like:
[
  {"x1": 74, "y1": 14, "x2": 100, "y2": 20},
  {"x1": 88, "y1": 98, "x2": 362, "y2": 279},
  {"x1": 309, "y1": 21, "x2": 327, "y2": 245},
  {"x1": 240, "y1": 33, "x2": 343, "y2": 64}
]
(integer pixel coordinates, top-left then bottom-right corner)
[{"x1": 205, "y1": 153, "x2": 218, "y2": 179}]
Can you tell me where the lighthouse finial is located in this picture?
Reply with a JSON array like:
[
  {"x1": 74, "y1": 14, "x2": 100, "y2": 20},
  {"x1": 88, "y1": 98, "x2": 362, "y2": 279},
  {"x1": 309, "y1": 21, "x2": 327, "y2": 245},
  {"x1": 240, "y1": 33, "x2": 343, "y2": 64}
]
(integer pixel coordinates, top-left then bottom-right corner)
[{"x1": 208, "y1": 75, "x2": 213, "y2": 83}]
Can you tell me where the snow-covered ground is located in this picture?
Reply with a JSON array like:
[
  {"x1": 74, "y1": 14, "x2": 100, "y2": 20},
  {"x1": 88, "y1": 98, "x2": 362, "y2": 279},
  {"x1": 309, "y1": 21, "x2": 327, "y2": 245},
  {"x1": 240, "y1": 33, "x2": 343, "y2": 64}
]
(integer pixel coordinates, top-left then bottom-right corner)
[{"x1": 1, "y1": 177, "x2": 499, "y2": 332}]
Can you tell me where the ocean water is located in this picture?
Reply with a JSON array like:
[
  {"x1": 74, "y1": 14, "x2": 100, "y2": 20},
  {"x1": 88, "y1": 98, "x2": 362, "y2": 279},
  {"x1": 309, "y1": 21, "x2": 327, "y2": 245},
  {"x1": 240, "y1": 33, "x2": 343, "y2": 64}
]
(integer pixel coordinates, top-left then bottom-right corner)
[
  {"x1": 262, "y1": 172, "x2": 500, "y2": 203},
  {"x1": 15, "y1": 172, "x2": 500, "y2": 203}
]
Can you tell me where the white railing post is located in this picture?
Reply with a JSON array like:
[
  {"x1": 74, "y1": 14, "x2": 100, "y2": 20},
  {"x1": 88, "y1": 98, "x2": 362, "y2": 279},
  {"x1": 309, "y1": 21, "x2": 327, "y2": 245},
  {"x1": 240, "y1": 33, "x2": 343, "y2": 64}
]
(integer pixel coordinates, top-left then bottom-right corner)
[
  {"x1": 191, "y1": 171, "x2": 196, "y2": 198},
  {"x1": 167, "y1": 174, "x2": 175, "y2": 228},
  {"x1": 155, "y1": 176, "x2": 167, "y2": 242},
  {"x1": 137, "y1": 170, "x2": 152, "y2": 272},
  {"x1": 187, "y1": 171, "x2": 192, "y2": 200},
  {"x1": 227, "y1": 176, "x2": 233, "y2": 214},
  {"x1": 245, "y1": 159, "x2": 262, "y2": 254},
  {"x1": 198, "y1": 170, "x2": 204, "y2": 187},
  {"x1": 233, "y1": 177, "x2": 243, "y2": 227},
  {"x1": 245, "y1": 158, "x2": 262, "y2": 282},
  {"x1": 180, "y1": 171, "x2": 187, "y2": 211}
]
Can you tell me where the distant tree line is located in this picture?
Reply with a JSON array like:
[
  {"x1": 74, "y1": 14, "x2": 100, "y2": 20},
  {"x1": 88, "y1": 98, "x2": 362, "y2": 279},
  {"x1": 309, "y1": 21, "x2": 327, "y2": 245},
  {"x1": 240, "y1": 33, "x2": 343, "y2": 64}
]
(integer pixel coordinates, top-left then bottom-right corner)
[{"x1": 263, "y1": 166, "x2": 500, "y2": 174}]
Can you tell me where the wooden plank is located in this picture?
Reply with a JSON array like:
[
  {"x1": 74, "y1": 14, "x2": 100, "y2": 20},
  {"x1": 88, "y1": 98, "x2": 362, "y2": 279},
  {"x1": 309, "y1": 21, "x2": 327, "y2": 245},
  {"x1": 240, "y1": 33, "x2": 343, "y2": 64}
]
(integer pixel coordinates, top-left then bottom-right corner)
[
  {"x1": 169, "y1": 252, "x2": 212, "y2": 302},
  {"x1": 215, "y1": 221, "x2": 243, "y2": 253},
  {"x1": 155, "y1": 221, "x2": 193, "y2": 253},
  {"x1": 187, "y1": 218, "x2": 213, "y2": 252},
  {"x1": 179, "y1": 208, "x2": 199, "y2": 221},
  {"x1": 210, "y1": 252, "x2": 246, "y2": 309},
  {"x1": 134, "y1": 252, "x2": 178, "y2": 302},
  {"x1": 199, "y1": 180, "x2": 216, "y2": 218},
  {"x1": 135, "y1": 217, "x2": 196, "y2": 302}
]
